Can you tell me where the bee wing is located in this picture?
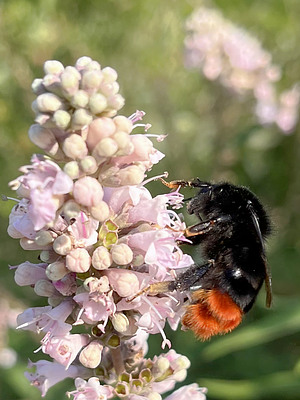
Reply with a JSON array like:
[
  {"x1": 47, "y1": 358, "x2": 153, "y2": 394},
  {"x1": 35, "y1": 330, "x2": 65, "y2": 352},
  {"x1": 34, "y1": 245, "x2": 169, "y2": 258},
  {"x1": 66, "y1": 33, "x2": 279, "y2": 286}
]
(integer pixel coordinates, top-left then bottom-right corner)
[{"x1": 248, "y1": 202, "x2": 273, "y2": 308}]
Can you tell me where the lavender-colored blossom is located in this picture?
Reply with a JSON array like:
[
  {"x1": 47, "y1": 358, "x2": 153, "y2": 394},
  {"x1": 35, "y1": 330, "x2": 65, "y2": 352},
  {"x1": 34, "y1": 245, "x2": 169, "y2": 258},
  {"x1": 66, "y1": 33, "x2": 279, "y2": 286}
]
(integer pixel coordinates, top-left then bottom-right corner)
[
  {"x1": 68, "y1": 377, "x2": 114, "y2": 400},
  {"x1": 7, "y1": 199, "x2": 36, "y2": 239},
  {"x1": 10, "y1": 155, "x2": 73, "y2": 230},
  {"x1": 164, "y1": 384, "x2": 207, "y2": 400},
  {"x1": 7, "y1": 57, "x2": 206, "y2": 399},
  {"x1": 73, "y1": 289, "x2": 116, "y2": 329},
  {"x1": 53, "y1": 272, "x2": 77, "y2": 296},
  {"x1": 17, "y1": 300, "x2": 73, "y2": 335},
  {"x1": 25, "y1": 359, "x2": 88, "y2": 397},
  {"x1": 185, "y1": 6, "x2": 300, "y2": 133},
  {"x1": 14, "y1": 261, "x2": 47, "y2": 286},
  {"x1": 42, "y1": 333, "x2": 89, "y2": 369}
]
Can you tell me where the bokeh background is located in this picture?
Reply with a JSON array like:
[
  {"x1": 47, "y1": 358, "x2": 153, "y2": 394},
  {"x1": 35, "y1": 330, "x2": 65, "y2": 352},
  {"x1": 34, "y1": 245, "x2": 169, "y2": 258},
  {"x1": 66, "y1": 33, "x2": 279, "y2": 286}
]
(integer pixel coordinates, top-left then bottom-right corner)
[{"x1": 1, "y1": 0, "x2": 300, "y2": 399}]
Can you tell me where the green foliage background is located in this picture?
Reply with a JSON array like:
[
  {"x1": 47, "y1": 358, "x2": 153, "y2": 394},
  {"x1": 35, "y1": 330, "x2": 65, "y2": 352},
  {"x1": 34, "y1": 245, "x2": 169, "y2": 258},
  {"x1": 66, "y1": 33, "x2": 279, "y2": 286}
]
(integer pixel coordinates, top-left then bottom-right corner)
[{"x1": 0, "y1": 1, "x2": 300, "y2": 399}]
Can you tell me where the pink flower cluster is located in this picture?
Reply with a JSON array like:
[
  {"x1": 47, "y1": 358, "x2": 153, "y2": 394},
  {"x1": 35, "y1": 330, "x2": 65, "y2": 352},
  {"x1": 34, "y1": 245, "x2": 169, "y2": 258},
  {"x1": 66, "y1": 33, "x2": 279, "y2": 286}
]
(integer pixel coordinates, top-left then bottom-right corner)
[
  {"x1": 185, "y1": 6, "x2": 300, "y2": 134},
  {"x1": 7, "y1": 57, "x2": 206, "y2": 400}
]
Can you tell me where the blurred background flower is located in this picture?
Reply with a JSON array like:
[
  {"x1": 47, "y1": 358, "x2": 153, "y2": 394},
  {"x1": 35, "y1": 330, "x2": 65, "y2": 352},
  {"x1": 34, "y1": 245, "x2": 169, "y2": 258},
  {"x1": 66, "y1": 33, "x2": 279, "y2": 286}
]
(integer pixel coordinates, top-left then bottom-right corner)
[{"x1": 1, "y1": 1, "x2": 300, "y2": 399}]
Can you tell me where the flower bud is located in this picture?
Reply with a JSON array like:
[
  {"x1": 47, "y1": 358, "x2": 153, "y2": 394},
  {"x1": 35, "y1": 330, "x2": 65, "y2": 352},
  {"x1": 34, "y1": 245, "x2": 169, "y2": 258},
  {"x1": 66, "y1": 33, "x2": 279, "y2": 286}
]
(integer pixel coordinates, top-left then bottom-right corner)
[
  {"x1": 75, "y1": 56, "x2": 92, "y2": 70},
  {"x1": 28, "y1": 124, "x2": 59, "y2": 155},
  {"x1": 53, "y1": 110, "x2": 71, "y2": 130},
  {"x1": 99, "y1": 82, "x2": 115, "y2": 97},
  {"x1": 63, "y1": 200, "x2": 81, "y2": 221},
  {"x1": 64, "y1": 161, "x2": 80, "y2": 179},
  {"x1": 79, "y1": 341, "x2": 103, "y2": 368},
  {"x1": 111, "y1": 81, "x2": 120, "y2": 94},
  {"x1": 36, "y1": 93, "x2": 64, "y2": 113},
  {"x1": 132, "y1": 254, "x2": 144, "y2": 267},
  {"x1": 89, "y1": 93, "x2": 107, "y2": 114},
  {"x1": 73, "y1": 176, "x2": 104, "y2": 207},
  {"x1": 31, "y1": 99, "x2": 39, "y2": 114},
  {"x1": 93, "y1": 138, "x2": 118, "y2": 158},
  {"x1": 85, "y1": 60, "x2": 101, "y2": 71},
  {"x1": 34, "y1": 279, "x2": 57, "y2": 297},
  {"x1": 156, "y1": 357, "x2": 170, "y2": 374},
  {"x1": 42, "y1": 74, "x2": 62, "y2": 96},
  {"x1": 113, "y1": 115, "x2": 133, "y2": 133},
  {"x1": 48, "y1": 297, "x2": 63, "y2": 307},
  {"x1": 90, "y1": 201, "x2": 110, "y2": 222},
  {"x1": 106, "y1": 269, "x2": 139, "y2": 297},
  {"x1": 34, "y1": 112, "x2": 51, "y2": 125},
  {"x1": 35, "y1": 230, "x2": 54, "y2": 246},
  {"x1": 107, "y1": 93, "x2": 125, "y2": 110},
  {"x1": 81, "y1": 70, "x2": 103, "y2": 91},
  {"x1": 92, "y1": 246, "x2": 112, "y2": 270},
  {"x1": 113, "y1": 131, "x2": 130, "y2": 150},
  {"x1": 71, "y1": 108, "x2": 93, "y2": 130},
  {"x1": 102, "y1": 67, "x2": 118, "y2": 83},
  {"x1": 111, "y1": 243, "x2": 133, "y2": 265},
  {"x1": 122, "y1": 315, "x2": 138, "y2": 336},
  {"x1": 173, "y1": 369, "x2": 187, "y2": 382},
  {"x1": 86, "y1": 117, "x2": 116, "y2": 150},
  {"x1": 119, "y1": 165, "x2": 145, "y2": 186},
  {"x1": 62, "y1": 134, "x2": 88, "y2": 160},
  {"x1": 79, "y1": 156, "x2": 98, "y2": 174},
  {"x1": 20, "y1": 238, "x2": 47, "y2": 250},
  {"x1": 39, "y1": 250, "x2": 58, "y2": 263},
  {"x1": 72, "y1": 90, "x2": 89, "y2": 108},
  {"x1": 148, "y1": 393, "x2": 162, "y2": 400},
  {"x1": 60, "y1": 70, "x2": 79, "y2": 95},
  {"x1": 111, "y1": 312, "x2": 129, "y2": 333},
  {"x1": 64, "y1": 65, "x2": 81, "y2": 80},
  {"x1": 131, "y1": 135, "x2": 153, "y2": 158},
  {"x1": 174, "y1": 355, "x2": 191, "y2": 370},
  {"x1": 32, "y1": 78, "x2": 45, "y2": 95},
  {"x1": 66, "y1": 248, "x2": 91, "y2": 273},
  {"x1": 53, "y1": 234, "x2": 73, "y2": 255},
  {"x1": 84, "y1": 276, "x2": 110, "y2": 294},
  {"x1": 46, "y1": 260, "x2": 69, "y2": 281},
  {"x1": 44, "y1": 60, "x2": 64, "y2": 75}
]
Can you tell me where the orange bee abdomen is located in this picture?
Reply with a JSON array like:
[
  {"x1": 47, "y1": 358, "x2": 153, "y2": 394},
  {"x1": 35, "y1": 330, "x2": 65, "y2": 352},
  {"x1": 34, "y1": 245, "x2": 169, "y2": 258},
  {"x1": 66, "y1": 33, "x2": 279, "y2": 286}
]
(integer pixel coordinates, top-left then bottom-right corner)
[{"x1": 181, "y1": 289, "x2": 243, "y2": 340}]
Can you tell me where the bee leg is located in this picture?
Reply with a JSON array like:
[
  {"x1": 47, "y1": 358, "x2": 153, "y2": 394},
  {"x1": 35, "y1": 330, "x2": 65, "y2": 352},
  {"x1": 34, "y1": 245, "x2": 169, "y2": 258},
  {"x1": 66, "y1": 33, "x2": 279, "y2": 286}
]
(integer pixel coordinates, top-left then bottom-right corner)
[
  {"x1": 185, "y1": 219, "x2": 217, "y2": 237},
  {"x1": 128, "y1": 261, "x2": 214, "y2": 301},
  {"x1": 160, "y1": 177, "x2": 211, "y2": 190},
  {"x1": 185, "y1": 216, "x2": 231, "y2": 237},
  {"x1": 127, "y1": 280, "x2": 176, "y2": 301},
  {"x1": 174, "y1": 261, "x2": 214, "y2": 292}
]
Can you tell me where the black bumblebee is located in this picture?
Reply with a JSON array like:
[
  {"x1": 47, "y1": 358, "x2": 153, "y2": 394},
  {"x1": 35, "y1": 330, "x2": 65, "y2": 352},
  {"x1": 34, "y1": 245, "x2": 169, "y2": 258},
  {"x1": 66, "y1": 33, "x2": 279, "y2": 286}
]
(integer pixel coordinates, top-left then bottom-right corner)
[{"x1": 146, "y1": 178, "x2": 272, "y2": 340}]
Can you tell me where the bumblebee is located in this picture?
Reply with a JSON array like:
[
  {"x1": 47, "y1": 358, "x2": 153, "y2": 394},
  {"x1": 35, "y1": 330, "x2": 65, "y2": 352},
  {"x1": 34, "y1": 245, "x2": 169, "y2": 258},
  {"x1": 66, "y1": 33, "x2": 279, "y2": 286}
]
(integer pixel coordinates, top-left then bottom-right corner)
[{"x1": 146, "y1": 178, "x2": 272, "y2": 340}]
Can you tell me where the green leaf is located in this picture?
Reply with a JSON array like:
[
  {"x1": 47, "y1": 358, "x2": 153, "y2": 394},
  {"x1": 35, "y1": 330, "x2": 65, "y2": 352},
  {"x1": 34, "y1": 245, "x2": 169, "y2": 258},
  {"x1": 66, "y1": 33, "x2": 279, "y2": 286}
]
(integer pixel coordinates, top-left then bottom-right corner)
[{"x1": 199, "y1": 370, "x2": 300, "y2": 400}]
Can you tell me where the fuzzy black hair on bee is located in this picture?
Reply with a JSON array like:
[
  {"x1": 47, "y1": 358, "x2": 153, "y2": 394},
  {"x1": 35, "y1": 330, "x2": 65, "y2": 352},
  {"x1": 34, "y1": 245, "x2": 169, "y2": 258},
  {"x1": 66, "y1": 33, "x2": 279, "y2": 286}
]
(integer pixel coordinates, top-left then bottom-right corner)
[{"x1": 142, "y1": 178, "x2": 272, "y2": 340}]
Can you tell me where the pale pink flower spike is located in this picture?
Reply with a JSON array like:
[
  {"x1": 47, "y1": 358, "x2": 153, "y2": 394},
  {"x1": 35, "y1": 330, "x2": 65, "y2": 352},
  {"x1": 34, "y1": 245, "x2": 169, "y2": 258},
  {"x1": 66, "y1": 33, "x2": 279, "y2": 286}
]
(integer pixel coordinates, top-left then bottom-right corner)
[{"x1": 7, "y1": 56, "x2": 206, "y2": 399}]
